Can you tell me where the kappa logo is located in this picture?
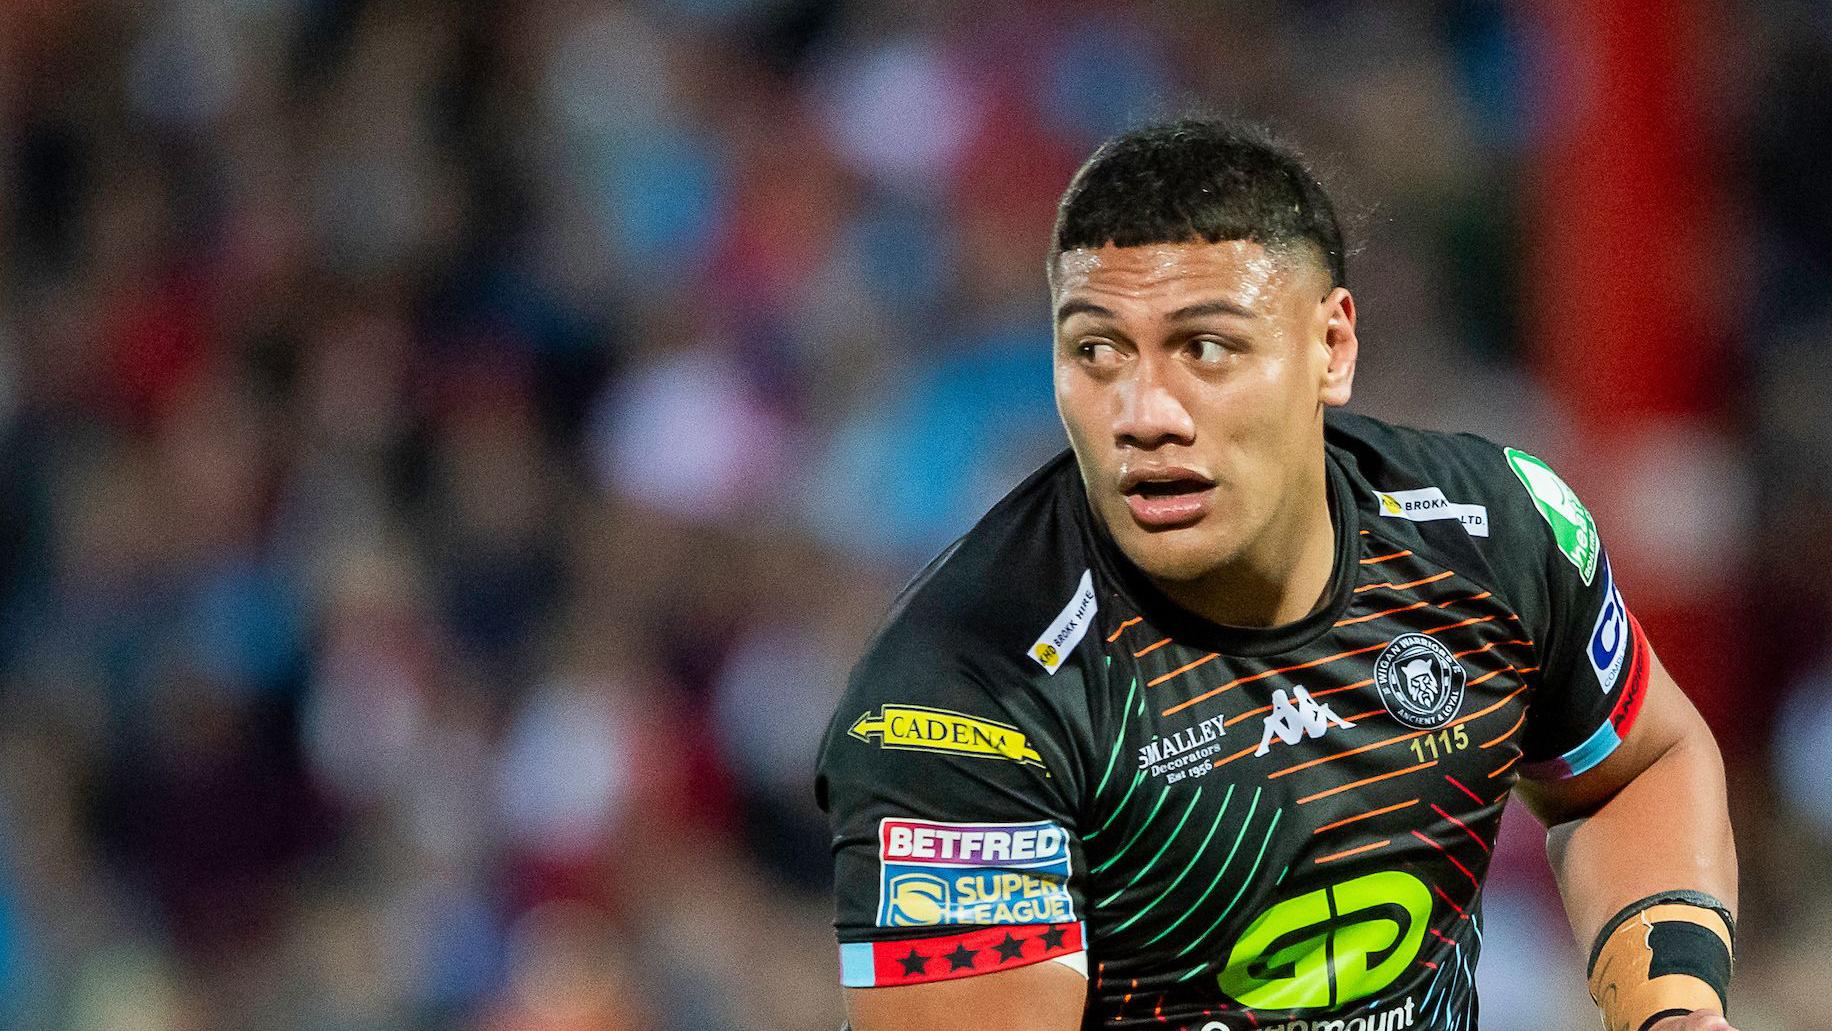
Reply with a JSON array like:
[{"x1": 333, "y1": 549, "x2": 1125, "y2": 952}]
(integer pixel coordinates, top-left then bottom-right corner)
[
  {"x1": 849, "y1": 705, "x2": 1046, "y2": 769},
  {"x1": 1375, "y1": 487, "x2": 1490, "y2": 538},
  {"x1": 1028, "y1": 570, "x2": 1097, "y2": 674},
  {"x1": 1256, "y1": 687, "x2": 1356, "y2": 757}
]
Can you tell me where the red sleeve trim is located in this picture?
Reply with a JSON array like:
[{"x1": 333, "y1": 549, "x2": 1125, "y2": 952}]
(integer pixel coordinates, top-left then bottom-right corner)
[
  {"x1": 839, "y1": 921, "x2": 1085, "y2": 987},
  {"x1": 1606, "y1": 610, "x2": 1651, "y2": 740}
]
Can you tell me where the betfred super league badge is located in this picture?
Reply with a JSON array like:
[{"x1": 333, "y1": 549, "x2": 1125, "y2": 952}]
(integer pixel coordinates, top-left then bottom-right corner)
[
  {"x1": 1373, "y1": 633, "x2": 1467, "y2": 730},
  {"x1": 875, "y1": 819, "x2": 1076, "y2": 928}
]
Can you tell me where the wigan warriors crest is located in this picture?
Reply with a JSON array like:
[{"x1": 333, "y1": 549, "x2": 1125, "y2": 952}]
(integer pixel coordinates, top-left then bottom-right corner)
[{"x1": 1373, "y1": 633, "x2": 1467, "y2": 730}]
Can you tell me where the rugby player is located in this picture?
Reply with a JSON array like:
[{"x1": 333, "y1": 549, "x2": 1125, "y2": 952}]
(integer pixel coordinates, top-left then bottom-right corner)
[{"x1": 816, "y1": 120, "x2": 1738, "y2": 1031}]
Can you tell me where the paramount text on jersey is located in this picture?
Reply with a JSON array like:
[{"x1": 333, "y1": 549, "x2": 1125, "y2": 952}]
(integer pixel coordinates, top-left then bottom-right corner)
[{"x1": 1202, "y1": 997, "x2": 1416, "y2": 1031}]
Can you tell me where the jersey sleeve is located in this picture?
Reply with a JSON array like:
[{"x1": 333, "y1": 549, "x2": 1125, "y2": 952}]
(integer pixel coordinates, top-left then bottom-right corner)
[
  {"x1": 814, "y1": 616, "x2": 1091, "y2": 989},
  {"x1": 1494, "y1": 446, "x2": 1653, "y2": 780}
]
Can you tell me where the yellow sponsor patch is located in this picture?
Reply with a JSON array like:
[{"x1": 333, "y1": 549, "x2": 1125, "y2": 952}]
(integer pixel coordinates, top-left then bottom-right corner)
[
  {"x1": 849, "y1": 705, "x2": 1046, "y2": 769},
  {"x1": 1027, "y1": 569, "x2": 1096, "y2": 674}
]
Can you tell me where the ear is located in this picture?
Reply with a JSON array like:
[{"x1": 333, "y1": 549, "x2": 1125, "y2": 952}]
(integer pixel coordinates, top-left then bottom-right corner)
[{"x1": 1318, "y1": 287, "x2": 1358, "y2": 408}]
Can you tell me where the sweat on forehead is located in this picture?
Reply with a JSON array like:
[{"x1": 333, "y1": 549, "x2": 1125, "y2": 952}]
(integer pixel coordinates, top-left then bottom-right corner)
[{"x1": 1049, "y1": 239, "x2": 1325, "y2": 299}]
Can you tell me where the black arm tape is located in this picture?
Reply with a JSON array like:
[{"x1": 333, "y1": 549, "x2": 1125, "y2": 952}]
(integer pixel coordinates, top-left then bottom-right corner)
[
  {"x1": 1586, "y1": 889, "x2": 1736, "y2": 978},
  {"x1": 1638, "y1": 1009, "x2": 1694, "y2": 1031},
  {"x1": 1646, "y1": 920, "x2": 1732, "y2": 1010}
]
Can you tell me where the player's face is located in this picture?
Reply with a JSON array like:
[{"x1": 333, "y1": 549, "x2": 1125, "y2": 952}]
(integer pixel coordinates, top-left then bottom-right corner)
[{"x1": 1052, "y1": 240, "x2": 1357, "y2": 587}]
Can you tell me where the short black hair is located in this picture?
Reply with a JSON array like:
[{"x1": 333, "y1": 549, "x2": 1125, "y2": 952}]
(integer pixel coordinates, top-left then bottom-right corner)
[{"x1": 1051, "y1": 119, "x2": 1347, "y2": 289}]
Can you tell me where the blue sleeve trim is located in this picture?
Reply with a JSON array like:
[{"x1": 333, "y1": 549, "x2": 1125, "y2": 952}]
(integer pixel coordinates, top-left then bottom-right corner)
[
  {"x1": 1521, "y1": 719, "x2": 1623, "y2": 780},
  {"x1": 840, "y1": 941, "x2": 877, "y2": 987},
  {"x1": 1562, "y1": 720, "x2": 1623, "y2": 777}
]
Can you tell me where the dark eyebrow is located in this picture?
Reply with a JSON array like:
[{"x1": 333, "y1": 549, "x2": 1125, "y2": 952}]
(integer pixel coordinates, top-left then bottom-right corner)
[
  {"x1": 1054, "y1": 299, "x2": 1114, "y2": 325},
  {"x1": 1054, "y1": 297, "x2": 1258, "y2": 325},
  {"x1": 1165, "y1": 299, "x2": 1256, "y2": 321}
]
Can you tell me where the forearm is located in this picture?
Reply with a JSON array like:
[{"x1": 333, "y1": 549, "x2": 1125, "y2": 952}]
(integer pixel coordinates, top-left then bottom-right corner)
[{"x1": 1544, "y1": 728, "x2": 1738, "y2": 965}]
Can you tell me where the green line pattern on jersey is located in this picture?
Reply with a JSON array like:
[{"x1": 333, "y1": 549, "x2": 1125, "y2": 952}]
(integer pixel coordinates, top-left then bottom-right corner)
[
  {"x1": 1098, "y1": 786, "x2": 1204, "y2": 907},
  {"x1": 1176, "y1": 807, "x2": 1285, "y2": 967},
  {"x1": 1141, "y1": 786, "x2": 1261, "y2": 948},
  {"x1": 1089, "y1": 767, "x2": 1146, "y2": 839},
  {"x1": 1110, "y1": 782, "x2": 1237, "y2": 933},
  {"x1": 1092, "y1": 678, "x2": 1141, "y2": 799},
  {"x1": 1093, "y1": 785, "x2": 1173, "y2": 874}
]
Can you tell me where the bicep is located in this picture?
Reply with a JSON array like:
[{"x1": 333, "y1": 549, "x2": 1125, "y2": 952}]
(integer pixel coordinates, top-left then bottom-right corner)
[
  {"x1": 846, "y1": 958, "x2": 1088, "y2": 1031},
  {"x1": 1515, "y1": 641, "x2": 1737, "y2": 952},
  {"x1": 1515, "y1": 644, "x2": 1712, "y2": 827}
]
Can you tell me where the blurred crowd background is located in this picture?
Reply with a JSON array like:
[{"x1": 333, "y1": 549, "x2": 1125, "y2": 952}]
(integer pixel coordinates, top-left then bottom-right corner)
[{"x1": 1, "y1": 0, "x2": 1829, "y2": 1028}]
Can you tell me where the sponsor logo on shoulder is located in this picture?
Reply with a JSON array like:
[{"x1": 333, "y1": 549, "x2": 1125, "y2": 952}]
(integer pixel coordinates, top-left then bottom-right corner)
[
  {"x1": 1504, "y1": 446, "x2": 1599, "y2": 585},
  {"x1": 1139, "y1": 713, "x2": 1228, "y2": 783},
  {"x1": 1375, "y1": 486, "x2": 1489, "y2": 537},
  {"x1": 850, "y1": 705, "x2": 1047, "y2": 769},
  {"x1": 876, "y1": 818, "x2": 1076, "y2": 927},
  {"x1": 1373, "y1": 633, "x2": 1467, "y2": 730},
  {"x1": 1587, "y1": 554, "x2": 1630, "y2": 694},
  {"x1": 1255, "y1": 687, "x2": 1356, "y2": 757},
  {"x1": 1029, "y1": 569, "x2": 1097, "y2": 674}
]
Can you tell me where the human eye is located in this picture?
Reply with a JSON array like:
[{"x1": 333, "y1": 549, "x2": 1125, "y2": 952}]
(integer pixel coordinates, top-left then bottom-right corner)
[
  {"x1": 1185, "y1": 337, "x2": 1234, "y2": 364},
  {"x1": 1077, "y1": 339, "x2": 1124, "y2": 366}
]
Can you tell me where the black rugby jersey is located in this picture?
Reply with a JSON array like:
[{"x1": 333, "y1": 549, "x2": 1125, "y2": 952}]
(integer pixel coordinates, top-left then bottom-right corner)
[{"x1": 816, "y1": 412, "x2": 1652, "y2": 1031}]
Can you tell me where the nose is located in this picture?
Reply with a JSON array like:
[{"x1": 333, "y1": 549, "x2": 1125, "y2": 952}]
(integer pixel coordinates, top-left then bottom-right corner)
[{"x1": 1112, "y1": 357, "x2": 1196, "y2": 450}]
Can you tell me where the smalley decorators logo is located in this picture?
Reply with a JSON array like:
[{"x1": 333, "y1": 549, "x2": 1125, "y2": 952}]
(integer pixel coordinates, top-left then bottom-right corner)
[{"x1": 1372, "y1": 633, "x2": 1467, "y2": 730}]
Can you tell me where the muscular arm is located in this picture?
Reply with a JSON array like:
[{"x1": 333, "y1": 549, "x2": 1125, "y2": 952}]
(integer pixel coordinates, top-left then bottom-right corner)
[
  {"x1": 846, "y1": 960, "x2": 1088, "y2": 1031},
  {"x1": 1515, "y1": 645, "x2": 1738, "y2": 1028}
]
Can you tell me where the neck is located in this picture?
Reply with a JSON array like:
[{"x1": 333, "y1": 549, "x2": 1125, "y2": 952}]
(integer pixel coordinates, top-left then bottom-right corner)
[{"x1": 1154, "y1": 458, "x2": 1337, "y2": 629}]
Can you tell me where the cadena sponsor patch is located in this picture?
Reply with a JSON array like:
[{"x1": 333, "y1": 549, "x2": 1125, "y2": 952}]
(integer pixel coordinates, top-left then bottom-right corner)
[
  {"x1": 849, "y1": 705, "x2": 1046, "y2": 769},
  {"x1": 876, "y1": 818, "x2": 1076, "y2": 928}
]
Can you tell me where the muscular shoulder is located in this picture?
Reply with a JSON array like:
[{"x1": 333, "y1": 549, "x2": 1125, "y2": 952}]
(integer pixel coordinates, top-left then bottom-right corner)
[
  {"x1": 1325, "y1": 411, "x2": 1566, "y2": 611},
  {"x1": 1326, "y1": 411, "x2": 1525, "y2": 510},
  {"x1": 858, "y1": 450, "x2": 1100, "y2": 690},
  {"x1": 817, "y1": 452, "x2": 1104, "y2": 801}
]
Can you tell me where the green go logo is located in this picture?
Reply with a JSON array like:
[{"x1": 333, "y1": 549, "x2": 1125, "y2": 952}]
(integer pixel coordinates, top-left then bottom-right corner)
[{"x1": 1217, "y1": 870, "x2": 1431, "y2": 1009}]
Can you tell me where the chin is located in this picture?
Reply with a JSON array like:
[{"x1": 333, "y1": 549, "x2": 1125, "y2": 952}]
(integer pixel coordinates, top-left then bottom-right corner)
[{"x1": 1111, "y1": 523, "x2": 1239, "y2": 585}]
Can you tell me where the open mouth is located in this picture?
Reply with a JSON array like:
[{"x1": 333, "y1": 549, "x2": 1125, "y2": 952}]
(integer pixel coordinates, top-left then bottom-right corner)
[
  {"x1": 1125, "y1": 478, "x2": 1212, "y2": 498},
  {"x1": 1119, "y1": 469, "x2": 1216, "y2": 529}
]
